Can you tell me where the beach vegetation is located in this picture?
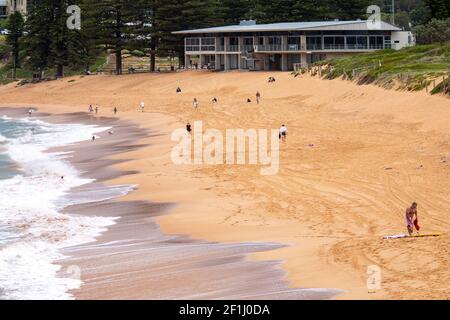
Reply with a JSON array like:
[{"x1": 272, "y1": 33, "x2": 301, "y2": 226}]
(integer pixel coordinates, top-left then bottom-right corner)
[{"x1": 312, "y1": 43, "x2": 450, "y2": 96}]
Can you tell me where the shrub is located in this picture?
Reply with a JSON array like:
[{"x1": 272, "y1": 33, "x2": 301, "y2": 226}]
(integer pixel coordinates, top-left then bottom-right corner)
[
  {"x1": 131, "y1": 50, "x2": 146, "y2": 57},
  {"x1": 413, "y1": 19, "x2": 450, "y2": 44}
]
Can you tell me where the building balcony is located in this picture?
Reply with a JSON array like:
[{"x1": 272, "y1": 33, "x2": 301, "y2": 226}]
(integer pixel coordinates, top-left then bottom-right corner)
[{"x1": 185, "y1": 43, "x2": 391, "y2": 54}]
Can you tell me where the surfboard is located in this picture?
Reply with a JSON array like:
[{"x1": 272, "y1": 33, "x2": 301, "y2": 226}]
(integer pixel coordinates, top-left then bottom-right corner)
[{"x1": 383, "y1": 234, "x2": 442, "y2": 239}]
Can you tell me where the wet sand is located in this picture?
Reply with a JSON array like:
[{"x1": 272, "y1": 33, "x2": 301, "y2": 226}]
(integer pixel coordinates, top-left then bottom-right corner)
[{"x1": 0, "y1": 109, "x2": 338, "y2": 299}]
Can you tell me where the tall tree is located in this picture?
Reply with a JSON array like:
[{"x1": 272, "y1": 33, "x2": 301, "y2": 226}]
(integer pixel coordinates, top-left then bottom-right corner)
[
  {"x1": 24, "y1": 0, "x2": 53, "y2": 78},
  {"x1": 219, "y1": 0, "x2": 253, "y2": 24},
  {"x1": 6, "y1": 11, "x2": 24, "y2": 80},
  {"x1": 423, "y1": 0, "x2": 449, "y2": 19},
  {"x1": 92, "y1": 0, "x2": 138, "y2": 75}
]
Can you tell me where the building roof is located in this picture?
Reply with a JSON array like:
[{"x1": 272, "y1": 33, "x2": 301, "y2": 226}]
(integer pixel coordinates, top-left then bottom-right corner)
[{"x1": 173, "y1": 20, "x2": 402, "y2": 34}]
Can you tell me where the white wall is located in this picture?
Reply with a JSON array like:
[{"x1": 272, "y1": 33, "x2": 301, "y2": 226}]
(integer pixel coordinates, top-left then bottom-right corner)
[{"x1": 391, "y1": 31, "x2": 415, "y2": 50}]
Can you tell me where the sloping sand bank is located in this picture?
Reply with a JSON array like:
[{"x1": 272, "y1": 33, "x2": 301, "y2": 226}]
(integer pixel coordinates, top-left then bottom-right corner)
[{"x1": 1, "y1": 71, "x2": 449, "y2": 299}]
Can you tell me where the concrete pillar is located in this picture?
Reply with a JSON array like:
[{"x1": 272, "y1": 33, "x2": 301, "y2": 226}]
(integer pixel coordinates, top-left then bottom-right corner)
[
  {"x1": 264, "y1": 55, "x2": 270, "y2": 71},
  {"x1": 282, "y1": 35, "x2": 287, "y2": 51},
  {"x1": 200, "y1": 55, "x2": 205, "y2": 68},
  {"x1": 282, "y1": 54, "x2": 288, "y2": 71},
  {"x1": 224, "y1": 37, "x2": 230, "y2": 52},
  {"x1": 224, "y1": 55, "x2": 230, "y2": 71},
  {"x1": 300, "y1": 35, "x2": 307, "y2": 51},
  {"x1": 185, "y1": 54, "x2": 190, "y2": 69},
  {"x1": 215, "y1": 54, "x2": 221, "y2": 70},
  {"x1": 301, "y1": 53, "x2": 308, "y2": 68}
]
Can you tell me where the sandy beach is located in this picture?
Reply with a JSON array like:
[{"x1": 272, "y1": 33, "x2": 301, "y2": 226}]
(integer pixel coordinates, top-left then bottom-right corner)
[{"x1": 1, "y1": 71, "x2": 449, "y2": 299}]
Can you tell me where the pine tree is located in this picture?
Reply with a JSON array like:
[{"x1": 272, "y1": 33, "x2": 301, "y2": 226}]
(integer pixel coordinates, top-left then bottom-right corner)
[
  {"x1": 6, "y1": 11, "x2": 24, "y2": 80},
  {"x1": 49, "y1": 0, "x2": 81, "y2": 78},
  {"x1": 78, "y1": 0, "x2": 106, "y2": 73},
  {"x1": 92, "y1": 0, "x2": 139, "y2": 75},
  {"x1": 424, "y1": 0, "x2": 449, "y2": 20},
  {"x1": 24, "y1": 0, "x2": 54, "y2": 78},
  {"x1": 219, "y1": 0, "x2": 253, "y2": 24}
]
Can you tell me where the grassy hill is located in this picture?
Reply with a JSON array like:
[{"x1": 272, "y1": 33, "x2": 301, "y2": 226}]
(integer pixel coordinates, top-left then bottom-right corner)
[{"x1": 312, "y1": 43, "x2": 450, "y2": 96}]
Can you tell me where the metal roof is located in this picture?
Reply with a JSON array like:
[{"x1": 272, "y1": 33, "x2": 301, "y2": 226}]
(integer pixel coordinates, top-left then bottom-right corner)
[{"x1": 173, "y1": 20, "x2": 402, "y2": 34}]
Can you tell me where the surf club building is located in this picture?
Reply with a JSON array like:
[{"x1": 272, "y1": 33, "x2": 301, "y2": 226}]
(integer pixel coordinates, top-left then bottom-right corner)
[{"x1": 173, "y1": 20, "x2": 414, "y2": 71}]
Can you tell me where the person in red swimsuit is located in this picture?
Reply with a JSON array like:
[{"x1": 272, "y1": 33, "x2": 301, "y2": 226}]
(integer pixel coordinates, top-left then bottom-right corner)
[{"x1": 405, "y1": 202, "x2": 420, "y2": 236}]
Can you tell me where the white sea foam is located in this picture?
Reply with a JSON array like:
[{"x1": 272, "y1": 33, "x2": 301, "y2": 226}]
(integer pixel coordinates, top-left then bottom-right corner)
[{"x1": 0, "y1": 117, "x2": 122, "y2": 300}]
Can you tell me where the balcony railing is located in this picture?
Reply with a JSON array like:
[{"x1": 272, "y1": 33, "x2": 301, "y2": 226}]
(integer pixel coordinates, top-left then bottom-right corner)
[
  {"x1": 255, "y1": 44, "x2": 283, "y2": 52},
  {"x1": 241, "y1": 45, "x2": 254, "y2": 52},
  {"x1": 227, "y1": 45, "x2": 240, "y2": 52},
  {"x1": 185, "y1": 43, "x2": 390, "y2": 53}
]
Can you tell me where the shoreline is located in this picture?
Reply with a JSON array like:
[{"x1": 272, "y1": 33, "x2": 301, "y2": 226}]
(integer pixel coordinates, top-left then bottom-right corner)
[
  {"x1": 1, "y1": 71, "x2": 449, "y2": 299},
  {"x1": 0, "y1": 107, "x2": 340, "y2": 300}
]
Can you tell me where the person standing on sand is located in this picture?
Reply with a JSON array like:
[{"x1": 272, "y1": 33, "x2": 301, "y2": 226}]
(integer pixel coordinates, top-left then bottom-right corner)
[
  {"x1": 88, "y1": 105, "x2": 94, "y2": 113},
  {"x1": 140, "y1": 101, "x2": 145, "y2": 112},
  {"x1": 28, "y1": 108, "x2": 33, "y2": 117},
  {"x1": 406, "y1": 202, "x2": 420, "y2": 236},
  {"x1": 92, "y1": 135, "x2": 96, "y2": 141},
  {"x1": 176, "y1": 87, "x2": 182, "y2": 94},
  {"x1": 186, "y1": 122, "x2": 192, "y2": 134},
  {"x1": 256, "y1": 91, "x2": 261, "y2": 104},
  {"x1": 193, "y1": 98, "x2": 198, "y2": 110},
  {"x1": 279, "y1": 125, "x2": 288, "y2": 142},
  {"x1": 95, "y1": 107, "x2": 99, "y2": 114},
  {"x1": 114, "y1": 107, "x2": 118, "y2": 115}
]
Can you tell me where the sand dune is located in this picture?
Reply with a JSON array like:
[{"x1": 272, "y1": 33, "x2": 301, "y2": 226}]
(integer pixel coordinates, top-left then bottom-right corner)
[{"x1": 1, "y1": 71, "x2": 449, "y2": 299}]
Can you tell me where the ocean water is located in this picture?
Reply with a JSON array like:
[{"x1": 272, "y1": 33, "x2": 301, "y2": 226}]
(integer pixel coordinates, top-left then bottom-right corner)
[{"x1": 0, "y1": 115, "x2": 121, "y2": 300}]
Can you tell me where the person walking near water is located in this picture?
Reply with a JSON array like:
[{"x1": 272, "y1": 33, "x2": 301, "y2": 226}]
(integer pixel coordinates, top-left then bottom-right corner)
[
  {"x1": 95, "y1": 107, "x2": 99, "y2": 114},
  {"x1": 28, "y1": 108, "x2": 33, "y2": 117},
  {"x1": 114, "y1": 107, "x2": 118, "y2": 115},
  {"x1": 256, "y1": 91, "x2": 261, "y2": 104},
  {"x1": 406, "y1": 202, "x2": 420, "y2": 236},
  {"x1": 140, "y1": 101, "x2": 145, "y2": 112},
  {"x1": 88, "y1": 105, "x2": 94, "y2": 113}
]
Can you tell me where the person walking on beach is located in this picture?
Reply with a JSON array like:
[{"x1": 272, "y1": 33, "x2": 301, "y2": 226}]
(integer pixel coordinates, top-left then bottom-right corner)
[
  {"x1": 95, "y1": 107, "x2": 99, "y2": 114},
  {"x1": 256, "y1": 91, "x2": 261, "y2": 104},
  {"x1": 186, "y1": 122, "x2": 192, "y2": 134},
  {"x1": 212, "y1": 97, "x2": 218, "y2": 104},
  {"x1": 193, "y1": 98, "x2": 198, "y2": 110},
  {"x1": 28, "y1": 108, "x2": 33, "y2": 117},
  {"x1": 92, "y1": 135, "x2": 96, "y2": 141},
  {"x1": 140, "y1": 101, "x2": 145, "y2": 112},
  {"x1": 176, "y1": 87, "x2": 182, "y2": 94},
  {"x1": 279, "y1": 125, "x2": 288, "y2": 142},
  {"x1": 406, "y1": 202, "x2": 420, "y2": 236},
  {"x1": 88, "y1": 105, "x2": 94, "y2": 113},
  {"x1": 114, "y1": 107, "x2": 118, "y2": 115}
]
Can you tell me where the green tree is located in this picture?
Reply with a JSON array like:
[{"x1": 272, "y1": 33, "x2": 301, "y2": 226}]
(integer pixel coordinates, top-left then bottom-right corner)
[
  {"x1": 219, "y1": 0, "x2": 253, "y2": 24},
  {"x1": 413, "y1": 18, "x2": 450, "y2": 43},
  {"x1": 6, "y1": 11, "x2": 24, "y2": 80},
  {"x1": 24, "y1": 0, "x2": 54, "y2": 78},
  {"x1": 424, "y1": 0, "x2": 449, "y2": 19}
]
